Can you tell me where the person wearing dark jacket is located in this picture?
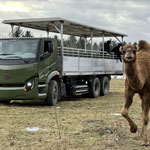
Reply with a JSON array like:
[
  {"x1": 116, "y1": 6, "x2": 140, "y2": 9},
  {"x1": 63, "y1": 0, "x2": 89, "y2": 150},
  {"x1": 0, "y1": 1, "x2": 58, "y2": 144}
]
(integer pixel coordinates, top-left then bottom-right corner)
[
  {"x1": 104, "y1": 40, "x2": 111, "y2": 53},
  {"x1": 111, "y1": 43, "x2": 122, "y2": 62}
]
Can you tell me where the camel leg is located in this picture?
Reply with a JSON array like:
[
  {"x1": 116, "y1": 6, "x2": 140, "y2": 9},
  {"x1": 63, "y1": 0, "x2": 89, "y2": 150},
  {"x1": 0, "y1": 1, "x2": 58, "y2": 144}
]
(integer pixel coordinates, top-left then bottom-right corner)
[
  {"x1": 121, "y1": 90, "x2": 137, "y2": 133},
  {"x1": 140, "y1": 95, "x2": 150, "y2": 146},
  {"x1": 141, "y1": 107, "x2": 149, "y2": 146}
]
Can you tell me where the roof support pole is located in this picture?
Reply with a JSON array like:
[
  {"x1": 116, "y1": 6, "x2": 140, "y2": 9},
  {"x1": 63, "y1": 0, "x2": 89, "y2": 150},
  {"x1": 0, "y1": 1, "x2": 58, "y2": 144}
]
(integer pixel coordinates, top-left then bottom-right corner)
[
  {"x1": 115, "y1": 36, "x2": 122, "y2": 43},
  {"x1": 10, "y1": 24, "x2": 14, "y2": 37},
  {"x1": 90, "y1": 30, "x2": 93, "y2": 71},
  {"x1": 84, "y1": 36, "x2": 87, "y2": 52},
  {"x1": 102, "y1": 33, "x2": 104, "y2": 58},
  {"x1": 52, "y1": 24, "x2": 61, "y2": 33},
  {"x1": 121, "y1": 36, "x2": 124, "y2": 71},
  {"x1": 90, "y1": 31, "x2": 93, "y2": 50},
  {"x1": 60, "y1": 23, "x2": 64, "y2": 50},
  {"x1": 60, "y1": 22, "x2": 64, "y2": 76},
  {"x1": 102, "y1": 33, "x2": 105, "y2": 71}
]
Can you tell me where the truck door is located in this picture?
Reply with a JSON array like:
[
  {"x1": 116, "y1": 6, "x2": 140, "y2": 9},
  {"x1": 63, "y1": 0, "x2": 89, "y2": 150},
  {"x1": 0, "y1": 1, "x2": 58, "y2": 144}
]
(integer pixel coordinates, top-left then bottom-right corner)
[{"x1": 38, "y1": 40, "x2": 56, "y2": 83}]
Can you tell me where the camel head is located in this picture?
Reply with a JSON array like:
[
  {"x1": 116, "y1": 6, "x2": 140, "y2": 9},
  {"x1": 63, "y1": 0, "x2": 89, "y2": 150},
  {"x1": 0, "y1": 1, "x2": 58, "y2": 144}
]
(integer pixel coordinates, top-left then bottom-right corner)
[{"x1": 120, "y1": 44, "x2": 137, "y2": 63}]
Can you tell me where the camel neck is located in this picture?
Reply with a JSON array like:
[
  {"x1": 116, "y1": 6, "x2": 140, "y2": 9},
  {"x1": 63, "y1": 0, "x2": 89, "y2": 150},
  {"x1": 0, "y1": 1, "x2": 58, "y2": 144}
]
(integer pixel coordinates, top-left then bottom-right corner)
[
  {"x1": 125, "y1": 62, "x2": 142, "y2": 90},
  {"x1": 125, "y1": 62, "x2": 137, "y2": 78}
]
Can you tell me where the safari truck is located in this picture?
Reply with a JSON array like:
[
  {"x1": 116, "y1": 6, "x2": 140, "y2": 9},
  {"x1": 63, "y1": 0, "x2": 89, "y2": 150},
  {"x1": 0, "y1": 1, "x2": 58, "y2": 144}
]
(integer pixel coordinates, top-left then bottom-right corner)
[{"x1": 0, "y1": 17, "x2": 127, "y2": 105}]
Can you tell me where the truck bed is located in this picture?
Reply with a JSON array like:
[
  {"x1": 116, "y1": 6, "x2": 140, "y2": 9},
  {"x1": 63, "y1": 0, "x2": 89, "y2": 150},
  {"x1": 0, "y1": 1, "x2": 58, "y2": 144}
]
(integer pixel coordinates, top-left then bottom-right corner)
[{"x1": 58, "y1": 47, "x2": 123, "y2": 76}]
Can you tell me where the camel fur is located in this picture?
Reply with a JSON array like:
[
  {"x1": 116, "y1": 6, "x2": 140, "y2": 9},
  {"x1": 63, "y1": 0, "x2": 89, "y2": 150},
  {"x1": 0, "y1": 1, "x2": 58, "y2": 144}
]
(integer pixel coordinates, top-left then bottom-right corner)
[{"x1": 120, "y1": 40, "x2": 150, "y2": 146}]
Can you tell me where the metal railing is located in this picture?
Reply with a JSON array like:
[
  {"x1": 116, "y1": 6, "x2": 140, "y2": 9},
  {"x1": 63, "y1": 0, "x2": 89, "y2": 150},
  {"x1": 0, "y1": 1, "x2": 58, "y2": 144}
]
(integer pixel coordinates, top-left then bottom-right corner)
[{"x1": 57, "y1": 47, "x2": 118, "y2": 59}]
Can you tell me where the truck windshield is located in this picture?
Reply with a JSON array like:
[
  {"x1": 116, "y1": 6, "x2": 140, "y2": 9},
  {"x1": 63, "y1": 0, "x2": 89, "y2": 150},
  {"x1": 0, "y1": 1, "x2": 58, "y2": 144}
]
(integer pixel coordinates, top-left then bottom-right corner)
[{"x1": 0, "y1": 39, "x2": 38, "y2": 59}]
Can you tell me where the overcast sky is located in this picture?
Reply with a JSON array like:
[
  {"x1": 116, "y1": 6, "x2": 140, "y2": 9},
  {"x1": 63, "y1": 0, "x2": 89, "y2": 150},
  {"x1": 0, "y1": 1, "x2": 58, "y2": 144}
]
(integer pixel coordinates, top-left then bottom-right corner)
[{"x1": 0, "y1": 0, "x2": 150, "y2": 43}]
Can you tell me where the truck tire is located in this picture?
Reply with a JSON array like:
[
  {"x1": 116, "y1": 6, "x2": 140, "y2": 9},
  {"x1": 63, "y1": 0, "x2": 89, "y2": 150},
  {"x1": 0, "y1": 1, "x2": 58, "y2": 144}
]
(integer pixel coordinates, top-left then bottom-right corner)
[
  {"x1": 100, "y1": 76, "x2": 110, "y2": 96},
  {"x1": 89, "y1": 77, "x2": 100, "y2": 98},
  {"x1": 46, "y1": 80, "x2": 59, "y2": 106}
]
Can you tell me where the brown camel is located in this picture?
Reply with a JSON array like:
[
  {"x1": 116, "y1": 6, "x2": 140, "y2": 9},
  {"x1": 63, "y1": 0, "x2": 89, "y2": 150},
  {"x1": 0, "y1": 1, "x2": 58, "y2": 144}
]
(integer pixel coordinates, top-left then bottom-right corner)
[{"x1": 120, "y1": 40, "x2": 150, "y2": 146}]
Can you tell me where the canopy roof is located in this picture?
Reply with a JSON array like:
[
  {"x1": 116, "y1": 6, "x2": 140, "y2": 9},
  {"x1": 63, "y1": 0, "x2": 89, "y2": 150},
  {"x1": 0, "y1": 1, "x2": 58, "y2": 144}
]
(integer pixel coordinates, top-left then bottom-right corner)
[{"x1": 3, "y1": 17, "x2": 127, "y2": 38}]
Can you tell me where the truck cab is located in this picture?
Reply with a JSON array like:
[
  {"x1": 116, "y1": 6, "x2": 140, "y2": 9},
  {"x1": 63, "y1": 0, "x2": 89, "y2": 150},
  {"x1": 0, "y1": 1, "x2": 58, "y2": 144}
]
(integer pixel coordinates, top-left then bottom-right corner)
[{"x1": 0, "y1": 38, "x2": 59, "y2": 105}]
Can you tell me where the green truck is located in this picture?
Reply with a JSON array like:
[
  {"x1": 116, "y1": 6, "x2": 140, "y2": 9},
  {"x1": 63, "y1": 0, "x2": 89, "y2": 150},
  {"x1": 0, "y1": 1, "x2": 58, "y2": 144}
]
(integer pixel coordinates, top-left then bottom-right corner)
[{"x1": 0, "y1": 17, "x2": 127, "y2": 105}]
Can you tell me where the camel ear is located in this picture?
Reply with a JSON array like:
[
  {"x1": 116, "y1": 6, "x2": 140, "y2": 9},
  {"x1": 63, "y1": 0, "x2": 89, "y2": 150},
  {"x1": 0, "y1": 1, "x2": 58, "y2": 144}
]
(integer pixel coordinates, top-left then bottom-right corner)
[{"x1": 119, "y1": 46, "x2": 123, "y2": 52}]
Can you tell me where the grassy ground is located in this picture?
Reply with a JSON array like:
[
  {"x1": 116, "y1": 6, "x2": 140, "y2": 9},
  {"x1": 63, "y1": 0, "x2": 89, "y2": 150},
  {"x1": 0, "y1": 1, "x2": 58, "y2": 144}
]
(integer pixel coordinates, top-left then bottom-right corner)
[{"x1": 0, "y1": 79, "x2": 149, "y2": 150}]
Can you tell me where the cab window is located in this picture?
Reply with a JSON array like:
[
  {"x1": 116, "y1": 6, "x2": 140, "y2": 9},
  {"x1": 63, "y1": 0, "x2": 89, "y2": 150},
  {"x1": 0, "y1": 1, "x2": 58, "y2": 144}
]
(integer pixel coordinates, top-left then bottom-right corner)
[
  {"x1": 40, "y1": 41, "x2": 53, "y2": 60},
  {"x1": 44, "y1": 41, "x2": 53, "y2": 54}
]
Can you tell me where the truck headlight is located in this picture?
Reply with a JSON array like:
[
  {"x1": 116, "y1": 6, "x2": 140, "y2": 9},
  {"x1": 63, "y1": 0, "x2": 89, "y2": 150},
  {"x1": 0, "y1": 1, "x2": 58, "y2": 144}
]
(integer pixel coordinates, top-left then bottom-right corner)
[{"x1": 24, "y1": 79, "x2": 34, "y2": 92}]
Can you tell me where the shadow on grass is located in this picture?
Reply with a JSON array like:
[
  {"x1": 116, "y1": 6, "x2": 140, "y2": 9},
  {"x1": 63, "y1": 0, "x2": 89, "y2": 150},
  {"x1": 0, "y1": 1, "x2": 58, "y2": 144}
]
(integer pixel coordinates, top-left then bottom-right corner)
[
  {"x1": 0, "y1": 100, "x2": 46, "y2": 107},
  {"x1": 0, "y1": 92, "x2": 122, "y2": 107},
  {"x1": 0, "y1": 95, "x2": 90, "y2": 107},
  {"x1": 60, "y1": 95, "x2": 90, "y2": 102}
]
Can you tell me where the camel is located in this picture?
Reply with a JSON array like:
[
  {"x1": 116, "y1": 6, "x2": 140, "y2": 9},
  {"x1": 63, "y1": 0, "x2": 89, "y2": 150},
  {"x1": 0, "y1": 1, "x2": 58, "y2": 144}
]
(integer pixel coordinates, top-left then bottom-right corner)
[{"x1": 120, "y1": 40, "x2": 150, "y2": 146}]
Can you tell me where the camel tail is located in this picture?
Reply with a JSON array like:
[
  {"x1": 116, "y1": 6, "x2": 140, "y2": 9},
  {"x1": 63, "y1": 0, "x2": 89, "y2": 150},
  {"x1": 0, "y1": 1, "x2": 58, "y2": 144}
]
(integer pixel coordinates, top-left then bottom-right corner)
[{"x1": 138, "y1": 40, "x2": 150, "y2": 50}]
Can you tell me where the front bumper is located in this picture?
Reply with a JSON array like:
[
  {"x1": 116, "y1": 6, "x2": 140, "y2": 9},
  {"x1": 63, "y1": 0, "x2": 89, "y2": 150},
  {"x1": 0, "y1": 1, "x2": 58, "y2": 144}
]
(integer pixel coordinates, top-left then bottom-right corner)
[{"x1": 0, "y1": 78, "x2": 48, "y2": 100}]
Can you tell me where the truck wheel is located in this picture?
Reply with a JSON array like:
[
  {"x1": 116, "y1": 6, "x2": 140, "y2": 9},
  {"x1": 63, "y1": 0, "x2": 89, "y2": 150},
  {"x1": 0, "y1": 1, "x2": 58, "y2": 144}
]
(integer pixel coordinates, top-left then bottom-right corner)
[
  {"x1": 89, "y1": 77, "x2": 100, "y2": 98},
  {"x1": 100, "y1": 76, "x2": 110, "y2": 96},
  {"x1": 46, "y1": 80, "x2": 59, "y2": 106}
]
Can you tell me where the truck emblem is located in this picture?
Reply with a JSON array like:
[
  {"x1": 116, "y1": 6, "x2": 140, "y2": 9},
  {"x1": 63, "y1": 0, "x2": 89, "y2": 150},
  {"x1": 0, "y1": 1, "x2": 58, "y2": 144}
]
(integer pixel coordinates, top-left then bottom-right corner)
[{"x1": 4, "y1": 73, "x2": 9, "y2": 80}]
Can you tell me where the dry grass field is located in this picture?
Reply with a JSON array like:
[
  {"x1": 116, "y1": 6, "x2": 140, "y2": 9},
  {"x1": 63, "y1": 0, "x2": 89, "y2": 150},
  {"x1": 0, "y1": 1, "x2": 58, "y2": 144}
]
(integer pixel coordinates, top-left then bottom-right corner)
[{"x1": 0, "y1": 79, "x2": 149, "y2": 150}]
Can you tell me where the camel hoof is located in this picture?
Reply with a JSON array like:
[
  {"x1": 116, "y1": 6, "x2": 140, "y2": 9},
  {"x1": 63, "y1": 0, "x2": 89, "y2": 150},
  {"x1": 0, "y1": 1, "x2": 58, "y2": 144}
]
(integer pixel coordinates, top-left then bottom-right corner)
[
  {"x1": 141, "y1": 142, "x2": 149, "y2": 146},
  {"x1": 130, "y1": 125, "x2": 137, "y2": 133}
]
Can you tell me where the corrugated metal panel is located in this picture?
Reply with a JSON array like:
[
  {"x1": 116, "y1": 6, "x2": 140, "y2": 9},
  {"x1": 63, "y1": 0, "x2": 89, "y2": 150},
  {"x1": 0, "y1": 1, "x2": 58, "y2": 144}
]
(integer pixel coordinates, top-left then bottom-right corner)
[{"x1": 3, "y1": 17, "x2": 127, "y2": 37}]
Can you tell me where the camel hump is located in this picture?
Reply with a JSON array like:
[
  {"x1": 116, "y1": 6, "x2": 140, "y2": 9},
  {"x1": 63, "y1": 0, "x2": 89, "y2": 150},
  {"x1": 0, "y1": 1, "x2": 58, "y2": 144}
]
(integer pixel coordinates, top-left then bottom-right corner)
[{"x1": 138, "y1": 40, "x2": 150, "y2": 50}]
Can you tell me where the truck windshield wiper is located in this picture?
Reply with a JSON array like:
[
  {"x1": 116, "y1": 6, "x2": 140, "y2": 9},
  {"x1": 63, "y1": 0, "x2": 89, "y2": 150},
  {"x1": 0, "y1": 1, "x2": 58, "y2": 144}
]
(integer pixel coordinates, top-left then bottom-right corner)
[
  {"x1": 0, "y1": 53, "x2": 14, "y2": 55},
  {"x1": 6, "y1": 55, "x2": 29, "y2": 64}
]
